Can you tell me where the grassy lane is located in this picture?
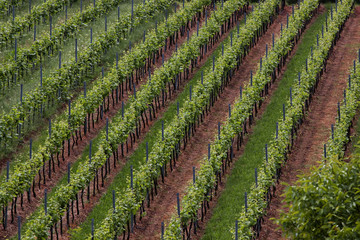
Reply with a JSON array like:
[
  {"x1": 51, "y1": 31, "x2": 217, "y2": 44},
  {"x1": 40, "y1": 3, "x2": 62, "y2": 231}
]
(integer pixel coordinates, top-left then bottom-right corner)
[
  {"x1": 69, "y1": 13, "x2": 246, "y2": 239},
  {"x1": 0, "y1": 0, "x2": 174, "y2": 160},
  {"x1": 201, "y1": 5, "x2": 329, "y2": 240}
]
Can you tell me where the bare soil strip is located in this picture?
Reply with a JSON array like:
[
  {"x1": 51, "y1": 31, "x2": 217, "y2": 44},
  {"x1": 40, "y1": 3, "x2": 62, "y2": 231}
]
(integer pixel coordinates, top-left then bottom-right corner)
[
  {"x1": 259, "y1": 6, "x2": 360, "y2": 240},
  {"x1": 127, "y1": 7, "x2": 292, "y2": 240},
  {"x1": 0, "y1": 9, "x2": 212, "y2": 239}
]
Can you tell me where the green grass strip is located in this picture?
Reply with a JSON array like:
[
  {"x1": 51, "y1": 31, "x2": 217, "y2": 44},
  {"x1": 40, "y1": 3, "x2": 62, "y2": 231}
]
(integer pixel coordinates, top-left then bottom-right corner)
[{"x1": 201, "y1": 5, "x2": 330, "y2": 240}]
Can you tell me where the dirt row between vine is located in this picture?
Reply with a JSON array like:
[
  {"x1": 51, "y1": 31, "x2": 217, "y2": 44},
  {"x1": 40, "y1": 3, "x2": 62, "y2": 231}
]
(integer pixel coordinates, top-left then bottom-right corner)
[
  {"x1": 259, "y1": 6, "x2": 360, "y2": 240},
  {"x1": 0, "y1": 6, "x2": 216, "y2": 239},
  {"x1": 127, "y1": 6, "x2": 293, "y2": 240}
]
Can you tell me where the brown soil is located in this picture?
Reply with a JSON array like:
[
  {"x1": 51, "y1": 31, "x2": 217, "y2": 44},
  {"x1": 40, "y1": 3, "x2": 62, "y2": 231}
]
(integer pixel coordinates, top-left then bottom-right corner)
[
  {"x1": 127, "y1": 6, "x2": 293, "y2": 240},
  {"x1": 0, "y1": 6, "x2": 213, "y2": 239},
  {"x1": 259, "y1": 6, "x2": 360, "y2": 240}
]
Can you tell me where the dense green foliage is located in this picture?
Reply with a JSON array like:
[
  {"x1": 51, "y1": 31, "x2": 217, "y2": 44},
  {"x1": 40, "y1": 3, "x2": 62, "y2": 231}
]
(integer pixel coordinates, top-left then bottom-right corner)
[{"x1": 279, "y1": 155, "x2": 360, "y2": 239}]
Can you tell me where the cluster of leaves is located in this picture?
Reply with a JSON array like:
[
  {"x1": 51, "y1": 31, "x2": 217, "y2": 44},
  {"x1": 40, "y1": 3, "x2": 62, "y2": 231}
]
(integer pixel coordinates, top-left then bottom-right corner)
[
  {"x1": 0, "y1": 0, "x2": 76, "y2": 46},
  {"x1": 233, "y1": 0, "x2": 354, "y2": 239},
  {"x1": 277, "y1": 40, "x2": 360, "y2": 240},
  {"x1": 163, "y1": 0, "x2": 319, "y2": 238},
  {"x1": 16, "y1": 0, "x2": 223, "y2": 238},
  {"x1": 278, "y1": 155, "x2": 360, "y2": 239},
  {"x1": 0, "y1": 0, "x2": 20, "y2": 16},
  {"x1": 0, "y1": 0, "x2": 173, "y2": 145}
]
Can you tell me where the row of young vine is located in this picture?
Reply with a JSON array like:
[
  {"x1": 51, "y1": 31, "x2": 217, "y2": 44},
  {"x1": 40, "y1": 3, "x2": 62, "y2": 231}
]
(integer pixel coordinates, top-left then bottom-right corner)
[
  {"x1": 0, "y1": 0, "x2": 169, "y2": 92},
  {"x1": 0, "y1": 0, "x2": 138, "y2": 89},
  {"x1": 0, "y1": 0, "x2": 77, "y2": 45},
  {"x1": 162, "y1": 0, "x2": 318, "y2": 238},
  {"x1": 0, "y1": 0, "x2": 174, "y2": 146},
  {"x1": 322, "y1": 61, "x2": 360, "y2": 160},
  {"x1": 89, "y1": 0, "x2": 284, "y2": 239},
  {"x1": 233, "y1": 0, "x2": 354, "y2": 239},
  {"x1": 0, "y1": 0, "x2": 208, "y2": 230},
  {"x1": 18, "y1": 0, "x2": 244, "y2": 238}
]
